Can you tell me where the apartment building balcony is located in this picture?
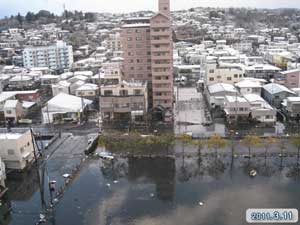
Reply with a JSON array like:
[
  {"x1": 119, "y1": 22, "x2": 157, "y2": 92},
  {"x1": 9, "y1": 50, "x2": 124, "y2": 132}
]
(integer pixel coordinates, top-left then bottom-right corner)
[
  {"x1": 152, "y1": 63, "x2": 172, "y2": 68},
  {"x1": 150, "y1": 39, "x2": 170, "y2": 45},
  {"x1": 151, "y1": 47, "x2": 172, "y2": 53},
  {"x1": 150, "y1": 30, "x2": 171, "y2": 36},
  {"x1": 153, "y1": 87, "x2": 172, "y2": 92},
  {"x1": 151, "y1": 55, "x2": 172, "y2": 60},
  {"x1": 152, "y1": 79, "x2": 171, "y2": 84}
]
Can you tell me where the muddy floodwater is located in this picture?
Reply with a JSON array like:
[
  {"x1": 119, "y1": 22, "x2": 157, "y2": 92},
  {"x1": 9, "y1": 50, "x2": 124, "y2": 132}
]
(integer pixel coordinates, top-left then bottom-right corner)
[{"x1": 4, "y1": 151, "x2": 300, "y2": 225}]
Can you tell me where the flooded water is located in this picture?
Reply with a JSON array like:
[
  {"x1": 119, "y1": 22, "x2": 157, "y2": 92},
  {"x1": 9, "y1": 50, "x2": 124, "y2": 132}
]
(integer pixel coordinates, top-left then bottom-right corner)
[{"x1": 3, "y1": 152, "x2": 300, "y2": 225}]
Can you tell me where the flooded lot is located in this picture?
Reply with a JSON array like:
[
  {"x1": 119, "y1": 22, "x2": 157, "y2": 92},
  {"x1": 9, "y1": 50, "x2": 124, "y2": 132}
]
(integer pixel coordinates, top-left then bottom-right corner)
[{"x1": 4, "y1": 151, "x2": 300, "y2": 225}]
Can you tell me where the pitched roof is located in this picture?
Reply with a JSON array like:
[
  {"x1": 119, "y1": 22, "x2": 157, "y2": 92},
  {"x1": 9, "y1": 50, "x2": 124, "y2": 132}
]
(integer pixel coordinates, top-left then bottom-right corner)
[
  {"x1": 45, "y1": 93, "x2": 92, "y2": 113},
  {"x1": 263, "y1": 83, "x2": 295, "y2": 95},
  {"x1": 208, "y1": 83, "x2": 237, "y2": 94}
]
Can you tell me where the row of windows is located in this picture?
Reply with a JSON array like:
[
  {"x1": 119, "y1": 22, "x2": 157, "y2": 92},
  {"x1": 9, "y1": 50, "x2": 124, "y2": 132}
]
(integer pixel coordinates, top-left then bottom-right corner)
[
  {"x1": 129, "y1": 59, "x2": 151, "y2": 63},
  {"x1": 103, "y1": 89, "x2": 142, "y2": 96},
  {"x1": 128, "y1": 51, "x2": 151, "y2": 56},
  {"x1": 127, "y1": 29, "x2": 150, "y2": 34}
]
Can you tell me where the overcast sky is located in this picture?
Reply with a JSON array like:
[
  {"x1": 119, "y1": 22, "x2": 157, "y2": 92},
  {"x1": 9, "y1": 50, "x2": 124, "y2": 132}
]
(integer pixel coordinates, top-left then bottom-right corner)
[{"x1": 0, "y1": 0, "x2": 300, "y2": 18}]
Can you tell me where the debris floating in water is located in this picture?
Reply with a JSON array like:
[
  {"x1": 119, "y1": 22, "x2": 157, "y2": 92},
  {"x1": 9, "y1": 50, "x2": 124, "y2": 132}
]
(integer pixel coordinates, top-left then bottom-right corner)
[
  {"x1": 198, "y1": 202, "x2": 204, "y2": 206},
  {"x1": 113, "y1": 180, "x2": 118, "y2": 184},
  {"x1": 150, "y1": 193, "x2": 155, "y2": 198},
  {"x1": 249, "y1": 169, "x2": 257, "y2": 177},
  {"x1": 106, "y1": 183, "x2": 111, "y2": 187},
  {"x1": 62, "y1": 174, "x2": 71, "y2": 179}
]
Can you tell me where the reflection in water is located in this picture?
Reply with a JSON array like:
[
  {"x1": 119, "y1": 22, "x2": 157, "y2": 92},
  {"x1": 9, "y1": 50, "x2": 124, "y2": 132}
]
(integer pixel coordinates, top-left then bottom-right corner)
[
  {"x1": 6, "y1": 168, "x2": 39, "y2": 201},
  {"x1": 5, "y1": 153, "x2": 300, "y2": 225},
  {"x1": 128, "y1": 156, "x2": 175, "y2": 201},
  {"x1": 0, "y1": 195, "x2": 11, "y2": 225}
]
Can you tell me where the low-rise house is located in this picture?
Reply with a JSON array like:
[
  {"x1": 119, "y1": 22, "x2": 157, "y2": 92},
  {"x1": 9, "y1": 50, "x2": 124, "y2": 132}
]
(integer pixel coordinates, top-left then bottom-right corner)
[
  {"x1": 70, "y1": 80, "x2": 86, "y2": 95},
  {"x1": 8, "y1": 75, "x2": 38, "y2": 90},
  {"x1": 100, "y1": 80, "x2": 148, "y2": 121},
  {"x1": 205, "y1": 83, "x2": 238, "y2": 109},
  {"x1": 262, "y1": 83, "x2": 295, "y2": 108},
  {"x1": 4, "y1": 100, "x2": 23, "y2": 124},
  {"x1": 244, "y1": 94, "x2": 276, "y2": 124},
  {"x1": 42, "y1": 93, "x2": 92, "y2": 124},
  {"x1": 282, "y1": 97, "x2": 300, "y2": 119},
  {"x1": 235, "y1": 79, "x2": 263, "y2": 96},
  {"x1": 75, "y1": 83, "x2": 99, "y2": 101},
  {"x1": 0, "y1": 130, "x2": 35, "y2": 170},
  {"x1": 52, "y1": 80, "x2": 71, "y2": 96},
  {"x1": 245, "y1": 64, "x2": 281, "y2": 81},
  {"x1": 40, "y1": 74, "x2": 60, "y2": 86},
  {"x1": 224, "y1": 96, "x2": 251, "y2": 122},
  {"x1": 205, "y1": 63, "x2": 245, "y2": 85},
  {"x1": 275, "y1": 69, "x2": 300, "y2": 89}
]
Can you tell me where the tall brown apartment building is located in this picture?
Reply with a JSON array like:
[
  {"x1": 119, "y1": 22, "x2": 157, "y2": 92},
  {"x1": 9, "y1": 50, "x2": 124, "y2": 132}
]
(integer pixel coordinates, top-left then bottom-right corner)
[{"x1": 121, "y1": 0, "x2": 173, "y2": 121}]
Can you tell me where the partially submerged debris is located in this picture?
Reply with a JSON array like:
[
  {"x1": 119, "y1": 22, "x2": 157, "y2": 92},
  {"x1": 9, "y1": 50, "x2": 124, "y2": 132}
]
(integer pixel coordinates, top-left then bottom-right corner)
[
  {"x1": 249, "y1": 169, "x2": 257, "y2": 177},
  {"x1": 99, "y1": 152, "x2": 114, "y2": 160}
]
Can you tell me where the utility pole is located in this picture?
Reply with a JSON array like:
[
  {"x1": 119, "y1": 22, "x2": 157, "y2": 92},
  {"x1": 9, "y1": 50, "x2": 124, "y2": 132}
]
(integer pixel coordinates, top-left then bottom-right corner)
[{"x1": 30, "y1": 128, "x2": 46, "y2": 210}]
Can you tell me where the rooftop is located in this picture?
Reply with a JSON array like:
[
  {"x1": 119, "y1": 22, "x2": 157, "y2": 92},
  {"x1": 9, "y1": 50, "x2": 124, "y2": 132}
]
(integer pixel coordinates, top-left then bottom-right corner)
[
  {"x1": 208, "y1": 83, "x2": 237, "y2": 94},
  {"x1": 263, "y1": 83, "x2": 295, "y2": 95}
]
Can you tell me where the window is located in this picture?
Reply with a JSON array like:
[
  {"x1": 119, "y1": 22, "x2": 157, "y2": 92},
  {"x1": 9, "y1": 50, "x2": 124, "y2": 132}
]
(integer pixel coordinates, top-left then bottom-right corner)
[
  {"x1": 209, "y1": 77, "x2": 214, "y2": 81},
  {"x1": 209, "y1": 69, "x2": 214, "y2": 73},
  {"x1": 6, "y1": 110, "x2": 12, "y2": 114},
  {"x1": 134, "y1": 89, "x2": 142, "y2": 95},
  {"x1": 234, "y1": 74, "x2": 238, "y2": 78},
  {"x1": 127, "y1": 37, "x2": 132, "y2": 41},
  {"x1": 136, "y1": 37, "x2": 142, "y2": 41},
  {"x1": 104, "y1": 90, "x2": 113, "y2": 96},
  {"x1": 120, "y1": 90, "x2": 128, "y2": 96},
  {"x1": 8, "y1": 149, "x2": 15, "y2": 155},
  {"x1": 227, "y1": 77, "x2": 232, "y2": 81}
]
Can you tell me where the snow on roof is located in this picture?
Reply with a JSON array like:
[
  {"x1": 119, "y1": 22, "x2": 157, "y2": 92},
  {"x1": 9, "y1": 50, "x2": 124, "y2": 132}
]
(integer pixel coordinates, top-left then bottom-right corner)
[
  {"x1": 122, "y1": 23, "x2": 150, "y2": 28},
  {"x1": 60, "y1": 72, "x2": 74, "y2": 79},
  {"x1": 0, "y1": 133, "x2": 23, "y2": 140},
  {"x1": 74, "y1": 71, "x2": 93, "y2": 77},
  {"x1": 10, "y1": 75, "x2": 32, "y2": 82},
  {"x1": 41, "y1": 74, "x2": 60, "y2": 79},
  {"x1": 174, "y1": 65, "x2": 201, "y2": 70},
  {"x1": 0, "y1": 92, "x2": 16, "y2": 103},
  {"x1": 286, "y1": 97, "x2": 300, "y2": 102},
  {"x1": 243, "y1": 94, "x2": 265, "y2": 103},
  {"x1": 225, "y1": 96, "x2": 247, "y2": 103},
  {"x1": 235, "y1": 80, "x2": 262, "y2": 88},
  {"x1": 76, "y1": 83, "x2": 98, "y2": 91},
  {"x1": 55, "y1": 80, "x2": 71, "y2": 87},
  {"x1": 208, "y1": 83, "x2": 237, "y2": 94},
  {"x1": 4, "y1": 100, "x2": 18, "y2": 108},
  {"x1": 263, "y1": 83, "x2": 295, "y2": 95},
  {"x1": 246, "y1": 64, "x2": 281, "y2": 71},
  {"x1": 72, "y1": 75, "x2": 88, "y2": 81},
  {"x1": 280, "y1": 69, "x2": 300, "y2": 75},
  {"x1": 45, "y1": 93, "x2": 92, "y2": 113},
  {"x1": 22, "y1": 101, "x2": 36, "y2": 109}
]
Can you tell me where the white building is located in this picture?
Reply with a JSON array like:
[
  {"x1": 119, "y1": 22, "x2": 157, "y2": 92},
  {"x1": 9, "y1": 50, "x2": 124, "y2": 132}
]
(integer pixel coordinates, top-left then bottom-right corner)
[
  {"x1": 23, "y1": 41, "x2": 74, "y2": 71},
  {"x1": 235, "y1": 79, "x2": 264, "y2": 96},
  {"x1": 0, "y1": 130, "x2": 35, "y2": 170},
  {"x1": 42, "y1": 93, "x2": 92, "y2": 124},
  {"x1": 205, "y1": 63, "x2": 246, "y2": 85}
]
